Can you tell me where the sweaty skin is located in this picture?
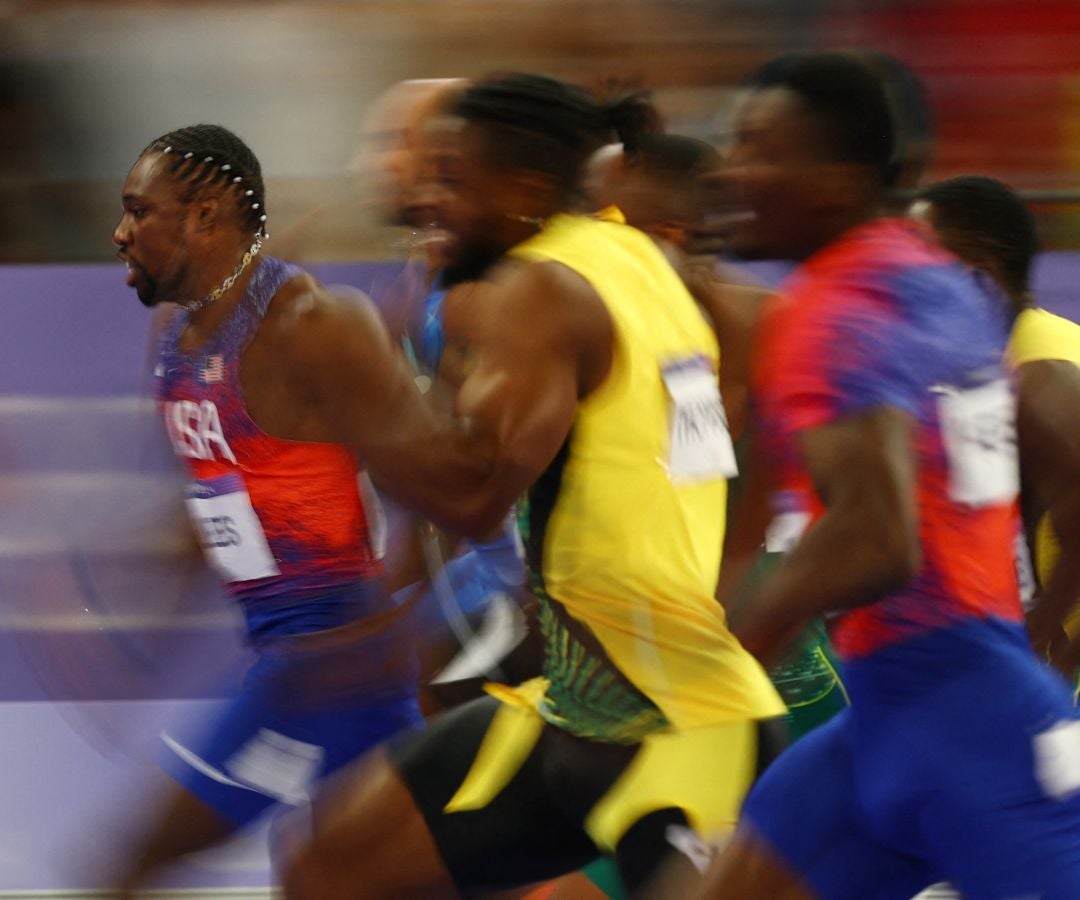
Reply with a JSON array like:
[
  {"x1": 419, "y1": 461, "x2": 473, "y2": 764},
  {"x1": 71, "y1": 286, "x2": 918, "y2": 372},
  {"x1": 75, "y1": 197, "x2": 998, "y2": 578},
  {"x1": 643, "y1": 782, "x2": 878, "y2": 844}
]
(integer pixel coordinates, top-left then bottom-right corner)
[{"x1": 1015, "y1": 359, "x2": 1080, "y2": 667}]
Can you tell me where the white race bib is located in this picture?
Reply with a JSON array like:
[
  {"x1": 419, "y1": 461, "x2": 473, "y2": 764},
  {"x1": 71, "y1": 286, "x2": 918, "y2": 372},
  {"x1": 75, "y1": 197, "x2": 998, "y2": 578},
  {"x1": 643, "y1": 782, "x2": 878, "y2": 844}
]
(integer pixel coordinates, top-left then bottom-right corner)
[
  {"x1": 936, "y1": 379, "x2": 1019, "y2": 507},
  {"x1": 764, "y1": 490, "x2": 812, "y2": 554},
  {"x1": 1034, "y1": 719, "x2": 1080, "y2": 799},
  {"x1": 186, "y1": 474, "x2": 280, "y2": 583},
  {"x1": 662, "y1": 356, "x2": 738, "y2": 482},
  {"x1": 1014, "y1": 528, "x2": 1037, "y2": 612}
]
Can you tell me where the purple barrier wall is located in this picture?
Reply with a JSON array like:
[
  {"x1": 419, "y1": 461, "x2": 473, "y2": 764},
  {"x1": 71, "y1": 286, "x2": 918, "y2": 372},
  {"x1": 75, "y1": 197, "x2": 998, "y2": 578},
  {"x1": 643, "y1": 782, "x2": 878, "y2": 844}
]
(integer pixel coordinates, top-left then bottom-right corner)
[
  {"x1": 0, "y1": 255, "x2": 1076, "y2": 893},
  {"x1": 0, "y1": 260, "x2": 406, "y2": 893},
  {"x1": 1, "y1": 256, "x2": 1075, "y2": 401}
]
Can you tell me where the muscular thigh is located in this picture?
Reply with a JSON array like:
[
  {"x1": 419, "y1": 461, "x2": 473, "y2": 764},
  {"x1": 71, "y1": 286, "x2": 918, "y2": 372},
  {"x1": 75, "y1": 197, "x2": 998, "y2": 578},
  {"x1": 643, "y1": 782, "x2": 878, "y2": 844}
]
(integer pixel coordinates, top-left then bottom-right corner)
[
  {"x1": 739, "y1": 712, "x2": 938, "y2": 900},
  {"x1": 907, "y1": 664, "x2": 1080, "y2": 898},
  {"x1": 392, "y1": 697, "x2": 608, "y2": 895},
  {"x1": 282, "y1": 744, "x2": 458, "y2": 900}
]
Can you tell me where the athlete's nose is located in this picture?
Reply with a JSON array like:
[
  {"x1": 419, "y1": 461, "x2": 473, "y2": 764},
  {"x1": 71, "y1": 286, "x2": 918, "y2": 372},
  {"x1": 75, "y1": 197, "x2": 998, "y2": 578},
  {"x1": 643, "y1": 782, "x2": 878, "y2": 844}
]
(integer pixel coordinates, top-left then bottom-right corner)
[{"x1": 112, "y1": 214, "x2": 131, "y2": 249}]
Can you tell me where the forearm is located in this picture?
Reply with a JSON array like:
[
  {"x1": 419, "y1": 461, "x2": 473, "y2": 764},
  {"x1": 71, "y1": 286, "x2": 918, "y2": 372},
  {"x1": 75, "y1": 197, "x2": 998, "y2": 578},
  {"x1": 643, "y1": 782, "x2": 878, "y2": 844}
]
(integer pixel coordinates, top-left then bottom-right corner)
[
  {"x1": 367, "y1": 414, "x2": 505, "y2": 536},
  {"x1": 732, "y1": 507, "x2": 918, "y2": 663},
  {"x1": 717, "y1": 444, "x2": 773, "y2": 609}
]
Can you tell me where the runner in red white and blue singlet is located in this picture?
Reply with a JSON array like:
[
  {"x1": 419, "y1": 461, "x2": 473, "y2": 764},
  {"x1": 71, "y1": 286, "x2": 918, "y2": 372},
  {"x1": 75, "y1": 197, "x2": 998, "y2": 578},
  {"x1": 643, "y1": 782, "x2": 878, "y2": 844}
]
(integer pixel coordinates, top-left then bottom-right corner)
[{"x1": 153, "y1": 254, "x2": 421, "y2": 827}]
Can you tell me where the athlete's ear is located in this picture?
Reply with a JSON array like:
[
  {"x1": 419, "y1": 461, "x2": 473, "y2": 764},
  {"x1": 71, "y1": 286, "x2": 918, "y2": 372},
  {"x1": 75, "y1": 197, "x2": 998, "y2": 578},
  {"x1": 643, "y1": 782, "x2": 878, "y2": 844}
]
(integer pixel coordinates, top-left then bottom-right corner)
[
  {"x1": 191, "y1": 196, "x2": 223, "y2": 234},
  {"x1": 649, "y1": 220, "x2": 690, "y2": 250},
  {"x1": 509, "y1": 169, "x2": 559, "y2": 219}
]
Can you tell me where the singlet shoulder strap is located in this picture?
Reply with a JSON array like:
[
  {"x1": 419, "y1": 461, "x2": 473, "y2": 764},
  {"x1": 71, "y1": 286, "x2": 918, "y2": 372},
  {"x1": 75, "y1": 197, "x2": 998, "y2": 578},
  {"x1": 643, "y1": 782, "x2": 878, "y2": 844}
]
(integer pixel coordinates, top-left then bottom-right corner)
[
  {"x1": 246, "y1": 256, "x2": 306, "y2": 318},
  {"x1": 224, "y1": 255, "x2": 306, "y2": 351}
]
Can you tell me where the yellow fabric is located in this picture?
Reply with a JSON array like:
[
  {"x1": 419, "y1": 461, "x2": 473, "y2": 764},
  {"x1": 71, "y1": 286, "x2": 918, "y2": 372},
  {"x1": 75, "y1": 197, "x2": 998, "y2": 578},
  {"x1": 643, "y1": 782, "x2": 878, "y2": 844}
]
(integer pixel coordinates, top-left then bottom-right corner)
[
  {"x1": 1008, "y1": 307, "x2": 1080, "y2": 369},
  {"x1": 444, "y1": 679, "x2": 548, "y2": 813},
  {"x1": 509, "y1": 213, "x2": 784, "y2": 729},
  {"x1": 584, "y1": 717, "x2": 757, "y2": 851},
  {"x1": 1007, "y1": 308, "x2": 1080, "y2": 634},
  {"x1": 446, "y1": 686, "x2": 758, "y2": 852}
]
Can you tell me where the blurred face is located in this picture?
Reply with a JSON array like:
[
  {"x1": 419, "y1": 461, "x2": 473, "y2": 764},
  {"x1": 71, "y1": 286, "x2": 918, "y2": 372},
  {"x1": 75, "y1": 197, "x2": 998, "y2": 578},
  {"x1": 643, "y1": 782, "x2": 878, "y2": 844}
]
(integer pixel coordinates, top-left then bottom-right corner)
[
  {"x1": 351, "y1": 79, "x2": 464, "y2": 227},
  {"x1": 724, "y1": 86, "x2": 838, "y2": 261},
  {"x1": 908, "y1": 198, "x2": 1011, "y2": 299},
  {"x1": 908, "y1": 198, "x2": 987, "y2": 271},
  {"x1": 112, "y1": 153, "x2": 195, "y2": 307},
  {"x1": 406, "y1": 116, "x2": 462, "y2": 266},
  {"x1": 434, "y1": 121, "x2": 524, "y2": 278}
]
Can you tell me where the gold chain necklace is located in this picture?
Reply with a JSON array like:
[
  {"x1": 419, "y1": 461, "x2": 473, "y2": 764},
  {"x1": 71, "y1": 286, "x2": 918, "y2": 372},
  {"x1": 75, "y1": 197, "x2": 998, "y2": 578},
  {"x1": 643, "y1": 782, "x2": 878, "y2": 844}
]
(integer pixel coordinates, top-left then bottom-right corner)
[{"x1": 183, "y1": 239, "x2": 263, "y2": 313}]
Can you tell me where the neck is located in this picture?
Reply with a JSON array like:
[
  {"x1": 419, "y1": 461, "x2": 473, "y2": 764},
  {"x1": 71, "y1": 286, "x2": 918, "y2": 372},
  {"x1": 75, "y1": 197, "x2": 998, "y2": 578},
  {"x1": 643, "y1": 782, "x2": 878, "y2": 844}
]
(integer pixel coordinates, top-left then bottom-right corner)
[
  {"x1": 184, "y1": 239, "x2": 264, "y2": 328},
  {"x1": 505, "y1": 215, "x2": 547, "y2": 247},
  {"x1": 1008, "y1": 288, "x2": 1035, "y2": 322},
  {"x1": 797, "y1": 204, "x2": 885, "y2": 262}
]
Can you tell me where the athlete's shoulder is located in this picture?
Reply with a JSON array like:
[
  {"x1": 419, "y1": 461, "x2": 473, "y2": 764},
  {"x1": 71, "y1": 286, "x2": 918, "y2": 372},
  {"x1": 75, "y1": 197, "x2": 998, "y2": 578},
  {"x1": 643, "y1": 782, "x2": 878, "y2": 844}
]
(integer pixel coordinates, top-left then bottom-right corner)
[
  {"x1": 499, "y1": 256, "x2": 610, "y2": 340},
  {"x1": 261, "y1": 274, "x2": 390, "y2": 377},
  {"x1": 270, "y1": 274, "x2": 382, "y2": 335},
  {"x1": 801, "y1": 219, "x2": 954, "y2": 296},
  {"x1": 1010, "y1": 307, "x2": 1080, "y2": 368}
]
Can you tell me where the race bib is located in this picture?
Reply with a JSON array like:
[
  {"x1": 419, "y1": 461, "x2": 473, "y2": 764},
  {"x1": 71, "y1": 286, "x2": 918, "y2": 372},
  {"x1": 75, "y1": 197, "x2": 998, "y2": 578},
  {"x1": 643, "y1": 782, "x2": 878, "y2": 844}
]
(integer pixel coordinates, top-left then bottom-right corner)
[
  {"x1": 764, "y1": 490, "x2": 812, "y2": 554},
  {"x1": 186, "y1": 474, "x2": 280, "y2": 583},
  {"x1": 936, "y1": 379, "x2": 1019, "y2": 507},
  {"x1": 1034, "y1": 719, "x2": 1080, "y2": 799},
  {"x1": 1014, "y1": 528, "x2": 1037, "y2": 612},
  {"x1": 662, "y1": 356, "x2": 738, "y2": 482}
]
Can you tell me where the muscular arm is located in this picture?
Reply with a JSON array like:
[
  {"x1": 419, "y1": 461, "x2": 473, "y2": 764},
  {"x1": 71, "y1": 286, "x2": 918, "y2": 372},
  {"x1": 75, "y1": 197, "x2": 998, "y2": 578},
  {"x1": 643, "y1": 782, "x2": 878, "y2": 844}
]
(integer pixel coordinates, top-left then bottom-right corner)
[
  {"x1": 715, "y1": 431, "x2": 776, "y2": 610},
  {"x1": 290, "y1": 262, "x2": 611, "y2": 536},
  {"x1": 1016, "y1": 359, "x2": 1080, "y2": 662},
  {"x1": 729, "y1": 406, "x2": 921, "y2": 664},
  {"x1": 682, "y1": 264, "x2": 770, "y2": 441},
  {"x1": 435, "y1": 261, "x2": 613, "y2": 531}
]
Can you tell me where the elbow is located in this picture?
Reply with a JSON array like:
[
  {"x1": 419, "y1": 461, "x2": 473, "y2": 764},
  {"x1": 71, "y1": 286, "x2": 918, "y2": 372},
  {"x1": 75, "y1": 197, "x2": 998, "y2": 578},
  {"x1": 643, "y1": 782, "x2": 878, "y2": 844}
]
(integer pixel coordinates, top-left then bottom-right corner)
[{"x1": 430, "y1": 493, "x2": 510, "y2": 539}]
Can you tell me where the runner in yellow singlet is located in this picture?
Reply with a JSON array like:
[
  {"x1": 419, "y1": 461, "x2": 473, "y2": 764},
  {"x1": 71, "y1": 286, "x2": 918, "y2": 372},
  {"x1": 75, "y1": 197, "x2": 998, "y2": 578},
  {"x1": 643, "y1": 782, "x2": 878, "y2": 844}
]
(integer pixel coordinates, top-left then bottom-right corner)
[{"x1": 283, "y1": 73, "x2": 785, "y2": 900}]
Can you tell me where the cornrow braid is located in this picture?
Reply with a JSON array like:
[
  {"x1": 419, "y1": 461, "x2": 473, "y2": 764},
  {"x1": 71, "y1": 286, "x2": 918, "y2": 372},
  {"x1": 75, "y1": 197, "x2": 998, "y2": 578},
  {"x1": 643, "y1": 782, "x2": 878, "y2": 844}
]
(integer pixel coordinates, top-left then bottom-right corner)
[
  {"x1": 454, "y1": 73, "x2": 609, "y2": 198},
  {"x1": 143, "y1": 124, "x2": 268, "y2": 238}
]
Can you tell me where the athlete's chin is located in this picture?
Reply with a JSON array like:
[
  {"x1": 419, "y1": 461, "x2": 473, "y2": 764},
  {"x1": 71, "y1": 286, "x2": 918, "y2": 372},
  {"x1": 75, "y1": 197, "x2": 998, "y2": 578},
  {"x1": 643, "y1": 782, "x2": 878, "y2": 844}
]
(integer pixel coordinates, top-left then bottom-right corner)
[
  {"x1": 441, "y1": 243, "x2": 501, "y2": 285},
  {"x1": 135, "y1": 281, "x2": 159, "y2": 307}
]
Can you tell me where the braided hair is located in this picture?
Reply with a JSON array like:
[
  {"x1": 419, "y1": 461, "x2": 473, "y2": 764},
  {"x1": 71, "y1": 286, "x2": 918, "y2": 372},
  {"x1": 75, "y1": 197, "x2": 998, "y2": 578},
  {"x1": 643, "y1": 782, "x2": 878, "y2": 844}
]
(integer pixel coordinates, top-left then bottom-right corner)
[
  {"x1": 453, "y1": 73, "x2": 609, "y2": 200},
  {"x1": 143, "y1": 124, "x2": 268, "y2": 238}
]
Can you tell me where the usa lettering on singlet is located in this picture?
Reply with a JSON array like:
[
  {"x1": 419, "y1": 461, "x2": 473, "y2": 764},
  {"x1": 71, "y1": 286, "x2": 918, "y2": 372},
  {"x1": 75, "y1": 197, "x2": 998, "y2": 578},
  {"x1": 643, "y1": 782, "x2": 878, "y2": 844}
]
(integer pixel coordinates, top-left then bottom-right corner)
[
  {"x1": 154, "y1": 255, "x2": 379, "y2": 602},
  {"x1": 160, "y1": 397, "x2": 277, "y2": 582}
]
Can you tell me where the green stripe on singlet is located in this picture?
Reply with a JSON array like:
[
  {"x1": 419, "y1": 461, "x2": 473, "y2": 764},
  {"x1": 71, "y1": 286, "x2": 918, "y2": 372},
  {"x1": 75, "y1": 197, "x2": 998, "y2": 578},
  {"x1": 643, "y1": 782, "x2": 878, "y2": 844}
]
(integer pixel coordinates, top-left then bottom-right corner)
[
  {"x1": 535, "y1": 590, "x2": 669, "y2": 743},
  {"x1": 516, "y1": 487, "x2": 668, "y2": 744}
]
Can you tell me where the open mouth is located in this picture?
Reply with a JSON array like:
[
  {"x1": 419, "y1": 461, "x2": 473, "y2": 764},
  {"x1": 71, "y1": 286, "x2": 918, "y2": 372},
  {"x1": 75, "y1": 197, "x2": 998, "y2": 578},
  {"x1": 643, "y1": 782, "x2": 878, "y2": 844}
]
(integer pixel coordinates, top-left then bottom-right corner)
[
  {"x1": 117, "y1": 254, "x2": 142, "y2": 288},
  {"x1": 416, "y1": 225, "x2": 450, "y2": 249}
]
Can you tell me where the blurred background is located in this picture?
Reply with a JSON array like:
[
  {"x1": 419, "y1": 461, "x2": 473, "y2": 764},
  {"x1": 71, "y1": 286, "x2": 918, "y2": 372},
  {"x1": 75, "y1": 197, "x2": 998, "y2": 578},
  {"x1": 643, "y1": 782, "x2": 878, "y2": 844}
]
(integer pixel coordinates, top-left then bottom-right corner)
[
  {"x1": 1, "y1": 0, "x2": 1079, "y2": 894},
  {"x1": 2, "y1": 0, "x2": 1080, "y2": 264}
]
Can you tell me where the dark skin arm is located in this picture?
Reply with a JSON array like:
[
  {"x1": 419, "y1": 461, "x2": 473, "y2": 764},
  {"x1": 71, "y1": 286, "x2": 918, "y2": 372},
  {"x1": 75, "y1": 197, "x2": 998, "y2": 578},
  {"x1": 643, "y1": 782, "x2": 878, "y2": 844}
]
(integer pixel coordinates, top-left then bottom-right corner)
[
  {"x1": 681, "y1": 261, "x2": 771, "y2": 441},
  {"x1": 1016, "y1": 359, "x2": 1080, "y2": 670},
  {"x1": 729, "y1": 406, "x2": 921, "y2": 666},
  {"x1": 262, "y1": 262, "x2": 612, "y2": 537},
  {"x1": 715, "y1": 429, "x2": 776, "y2": 610},
  {"x1": 429, "y1": 260, "x2": 613, "y2": 532},
  {"x1": 241, "y1": 277, "x2": 491, "y2": 519}
]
